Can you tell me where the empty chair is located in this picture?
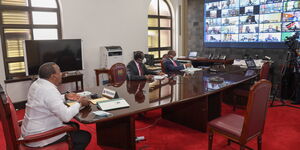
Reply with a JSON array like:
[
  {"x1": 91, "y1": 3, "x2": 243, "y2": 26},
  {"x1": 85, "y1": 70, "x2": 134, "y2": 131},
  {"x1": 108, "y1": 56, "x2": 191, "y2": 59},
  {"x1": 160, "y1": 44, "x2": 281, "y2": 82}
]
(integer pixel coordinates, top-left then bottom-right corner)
[
  {"x1": 0, "y1": 85, "x2": 77, "y2": 150},
  {"x1": 233, "y1": 62, "x2": 270, "y2": 111},
  {"x1": 208, "y1": 79, "x2": 272, "y2": 150}
]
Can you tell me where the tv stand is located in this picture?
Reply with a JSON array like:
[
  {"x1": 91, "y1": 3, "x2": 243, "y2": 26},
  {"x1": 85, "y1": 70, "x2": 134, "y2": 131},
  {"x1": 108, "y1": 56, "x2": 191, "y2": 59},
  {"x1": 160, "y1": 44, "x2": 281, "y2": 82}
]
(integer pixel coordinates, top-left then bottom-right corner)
[
  {"x1": 62, "y1": 73, "x2": 84, "y2": 92},
  {"x1": 5, "y1": 73, "x2": 84, "y2": 92}
]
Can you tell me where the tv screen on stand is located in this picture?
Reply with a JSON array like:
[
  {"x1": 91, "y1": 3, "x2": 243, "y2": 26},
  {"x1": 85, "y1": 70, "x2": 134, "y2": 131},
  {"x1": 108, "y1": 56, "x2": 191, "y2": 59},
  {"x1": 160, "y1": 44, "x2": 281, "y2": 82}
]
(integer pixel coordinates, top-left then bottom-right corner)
[
  {"x1": 204, "y1": 0, "x2": 300, "y2": 48},
  {"x1": 25, "y1": 39, "x2": 83, "y2": 75}
]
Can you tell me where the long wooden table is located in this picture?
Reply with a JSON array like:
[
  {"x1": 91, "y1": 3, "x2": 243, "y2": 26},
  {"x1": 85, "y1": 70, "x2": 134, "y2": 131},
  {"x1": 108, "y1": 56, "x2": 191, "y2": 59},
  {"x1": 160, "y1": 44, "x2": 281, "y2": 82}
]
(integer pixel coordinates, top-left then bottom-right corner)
[
  {"x1": 178, "y1": 57, "x2": 234, "y2": 65},
  {"x1": 76, "y1": 65, "x2": 256, "y2": 149}
]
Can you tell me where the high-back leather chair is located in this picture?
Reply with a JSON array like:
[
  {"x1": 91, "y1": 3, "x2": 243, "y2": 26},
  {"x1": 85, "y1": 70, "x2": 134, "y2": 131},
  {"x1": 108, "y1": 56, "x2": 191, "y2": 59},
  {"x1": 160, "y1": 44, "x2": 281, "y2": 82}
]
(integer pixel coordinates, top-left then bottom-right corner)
[
  {"x1": 232, "y1": 62, "x2": 270, "y2": 111},
  {"x1": 161, "y1": 60, "x2": 166, "y2": 73},
  {"x1": 208, "y1": 79, "x2": 272, "y2": 150},
  {"x1": 95, "y1": 63, "x2": 126, "y2": 87},
  {"x1": 259, "y1": 62, "x2": 270, "y2": 80},
  {"x1": 0, "y1": 85, "x2": 77, "y2": 150}
]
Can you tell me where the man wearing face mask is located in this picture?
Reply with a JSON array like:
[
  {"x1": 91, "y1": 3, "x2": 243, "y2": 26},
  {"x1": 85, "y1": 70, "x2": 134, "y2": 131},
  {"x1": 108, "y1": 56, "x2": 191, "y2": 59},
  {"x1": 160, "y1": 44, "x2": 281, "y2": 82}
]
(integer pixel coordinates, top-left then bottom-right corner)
[
  {"x1": 127, "y1": 51, "x2": 162, "y2": 80},
  {"x1": 163, "y1": 50, "x2": 192, "y2": 73}
]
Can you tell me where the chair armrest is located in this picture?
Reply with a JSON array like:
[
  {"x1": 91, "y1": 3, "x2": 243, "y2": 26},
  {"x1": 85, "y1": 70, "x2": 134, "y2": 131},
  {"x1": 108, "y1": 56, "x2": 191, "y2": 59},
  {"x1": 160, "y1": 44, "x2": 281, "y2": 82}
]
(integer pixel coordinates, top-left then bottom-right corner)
[{"x1": 18, "y1": 125, "x2": 77, "y2": 144}]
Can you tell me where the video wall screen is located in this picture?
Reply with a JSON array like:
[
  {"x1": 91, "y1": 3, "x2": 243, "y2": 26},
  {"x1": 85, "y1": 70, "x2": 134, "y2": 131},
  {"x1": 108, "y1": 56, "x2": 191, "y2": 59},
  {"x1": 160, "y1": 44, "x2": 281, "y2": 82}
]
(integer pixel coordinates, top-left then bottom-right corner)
[{"x1": 204, "y1": 0, "x2": 300, "y2": 48}]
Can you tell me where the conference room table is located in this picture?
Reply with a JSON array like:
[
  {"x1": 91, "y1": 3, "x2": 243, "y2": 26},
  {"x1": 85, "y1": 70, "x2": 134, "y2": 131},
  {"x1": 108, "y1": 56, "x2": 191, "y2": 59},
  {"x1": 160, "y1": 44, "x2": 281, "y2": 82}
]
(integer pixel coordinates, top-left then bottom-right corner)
[{"x1": 75, "y1": 65, "x2": 257, "y2": 149}]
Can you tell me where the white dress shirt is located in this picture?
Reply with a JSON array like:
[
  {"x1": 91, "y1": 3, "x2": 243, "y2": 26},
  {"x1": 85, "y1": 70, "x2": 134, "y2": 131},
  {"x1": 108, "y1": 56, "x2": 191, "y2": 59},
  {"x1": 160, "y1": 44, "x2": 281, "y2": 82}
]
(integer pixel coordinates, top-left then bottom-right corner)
[{"x1": 21, "y1": 78, "x2": 81, "y2": 147}]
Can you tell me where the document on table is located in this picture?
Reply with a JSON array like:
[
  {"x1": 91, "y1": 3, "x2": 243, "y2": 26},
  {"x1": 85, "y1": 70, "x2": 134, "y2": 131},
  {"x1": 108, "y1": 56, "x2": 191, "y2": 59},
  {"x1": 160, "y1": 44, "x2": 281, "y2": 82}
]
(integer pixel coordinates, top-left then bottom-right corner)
[
  {"x1": 90, "y1": 97, "x2": 109, "y2": 104},
  {"x1": 181, "y1": 67, "x2": 202, "y2": 72},
  {"x1": 97, "y1": 98, "x2": 129, "y2": 111},
  {"x1": 153, "y1": 74, "x2": 168, "y2": 80}
]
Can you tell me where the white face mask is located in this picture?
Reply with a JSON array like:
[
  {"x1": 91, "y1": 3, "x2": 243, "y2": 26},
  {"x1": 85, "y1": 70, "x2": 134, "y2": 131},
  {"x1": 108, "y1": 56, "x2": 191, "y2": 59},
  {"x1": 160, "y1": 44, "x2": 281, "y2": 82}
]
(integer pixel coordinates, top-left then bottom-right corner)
[{"x1": 142, "y1": 58, "x2": 146, "y2": 63}]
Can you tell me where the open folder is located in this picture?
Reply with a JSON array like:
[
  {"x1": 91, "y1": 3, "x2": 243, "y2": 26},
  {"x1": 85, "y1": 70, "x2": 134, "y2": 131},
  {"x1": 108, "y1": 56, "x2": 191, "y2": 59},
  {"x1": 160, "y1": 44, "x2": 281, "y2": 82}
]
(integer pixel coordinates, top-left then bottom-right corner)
[{"x1": 97, "y1": 98, "x2": 129, "y2": 111}]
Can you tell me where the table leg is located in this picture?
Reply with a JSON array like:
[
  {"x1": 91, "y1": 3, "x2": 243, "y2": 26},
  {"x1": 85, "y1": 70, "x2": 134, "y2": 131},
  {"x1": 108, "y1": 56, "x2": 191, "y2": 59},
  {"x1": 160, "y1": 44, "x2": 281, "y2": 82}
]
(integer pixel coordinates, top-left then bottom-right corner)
[
  {"x1": 96, "y1": 116, "x2": 136, "y2": 150},
  {"x1": 162, "y1": 96, "x2": 208, "y2": 132}
]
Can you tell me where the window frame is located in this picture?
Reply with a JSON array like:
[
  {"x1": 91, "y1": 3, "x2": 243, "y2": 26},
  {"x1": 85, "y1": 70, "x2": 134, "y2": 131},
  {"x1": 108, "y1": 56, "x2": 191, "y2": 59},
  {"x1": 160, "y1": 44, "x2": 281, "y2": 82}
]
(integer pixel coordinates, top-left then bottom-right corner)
[
  {"x1": 0, "y1": 0, "x2": 62, "y2": 79},
  {"x1": 148, "y1": 0, "x2": 173, "y2": 59}
]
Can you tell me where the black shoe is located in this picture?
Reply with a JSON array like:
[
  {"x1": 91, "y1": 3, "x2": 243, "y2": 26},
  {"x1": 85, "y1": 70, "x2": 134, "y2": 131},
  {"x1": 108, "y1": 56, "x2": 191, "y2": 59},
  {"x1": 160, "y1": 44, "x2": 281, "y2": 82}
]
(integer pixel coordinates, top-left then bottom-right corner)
[{"x1": 291, "y1": 102, "x2": 300, "y2": 105}]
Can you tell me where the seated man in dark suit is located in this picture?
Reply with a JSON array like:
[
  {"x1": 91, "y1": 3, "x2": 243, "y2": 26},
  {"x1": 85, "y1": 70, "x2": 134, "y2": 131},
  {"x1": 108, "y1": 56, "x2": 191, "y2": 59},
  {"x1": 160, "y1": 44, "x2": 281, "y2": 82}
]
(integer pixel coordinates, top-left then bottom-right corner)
[
  {"x1": 163, "y1": 50, "x2": 192, "y2": 73},
  {"x1": 127, "y1": 51, "x2": 162, "y2": 80}
]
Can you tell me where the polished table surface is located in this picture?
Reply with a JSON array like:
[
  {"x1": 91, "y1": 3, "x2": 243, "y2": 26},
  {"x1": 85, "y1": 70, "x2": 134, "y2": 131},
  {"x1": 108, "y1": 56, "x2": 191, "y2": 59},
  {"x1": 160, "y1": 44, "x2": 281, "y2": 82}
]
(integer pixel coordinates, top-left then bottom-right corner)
[
  {"x1": 178, "y1": 57, "x2": 234, "y2": 65},
  {"x1": 76, "y1": 65, "x2": 257, "y2": 149}
]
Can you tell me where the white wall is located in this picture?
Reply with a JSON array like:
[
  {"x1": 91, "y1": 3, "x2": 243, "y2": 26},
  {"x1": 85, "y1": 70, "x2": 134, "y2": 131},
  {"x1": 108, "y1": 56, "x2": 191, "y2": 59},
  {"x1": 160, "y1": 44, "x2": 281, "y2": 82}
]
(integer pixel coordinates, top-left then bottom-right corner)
[
  {"x1": 0, "y1": 0, "x2": 182, "y2": 102},
  {"x1": 60, "y1": 0, "x2": 151, "y2": 90}
]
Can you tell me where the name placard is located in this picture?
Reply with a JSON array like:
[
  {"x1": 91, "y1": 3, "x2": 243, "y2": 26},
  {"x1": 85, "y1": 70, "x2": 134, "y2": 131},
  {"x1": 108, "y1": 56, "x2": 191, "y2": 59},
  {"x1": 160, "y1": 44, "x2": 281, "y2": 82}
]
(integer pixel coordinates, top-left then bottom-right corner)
[{"x1": 102, "y1": 88, "x2": 118, "y2": 98}]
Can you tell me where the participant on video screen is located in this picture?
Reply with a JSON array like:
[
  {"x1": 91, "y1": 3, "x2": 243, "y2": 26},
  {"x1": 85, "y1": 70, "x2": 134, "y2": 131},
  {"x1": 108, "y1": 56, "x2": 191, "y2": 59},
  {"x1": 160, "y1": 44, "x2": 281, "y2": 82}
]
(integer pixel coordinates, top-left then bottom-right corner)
[
  {"x1": 209, "y1": 10, "x2": 217, "y2": 18},
  {"x1": 239, "y1": 34, "x2": 259, "y2": 42},
  {"x1": 240, "y1": 0, "x2": 259, "y2": 6},
  {"x1": 207, "y1": 35, "x2": 220, "y2": 42},
  {"x1": 240, "y1": 25, "x2": 258, "y2": 33},
  {"x1": 244, "y1": 15, "x2": 258, "y2": 24},
  {"x1": 208, "y1": 27, "x2": 221, "y2": 34},
  {"x1": 263, "y1": 24, "x2": 281, "y2": 32},
  {"x1": 260, "y1": 3, "x2": 282, "y2": 14},
  {"x1": 222, "y1": 34, "x2": 238, "y2": 42},
  {"x1": 290, "y1": 11, "x2": 300, "y2": 21},
  {"x1": 225, "y1": 0, "x2": 239, "y2": 8},
  {"x1": 245, "y1": 6, "x2": 254, "y2": 15},
  {"x1": 262, "y1": 0, "x2": 282, "y2": 4},
  {"x1": 207, "y1": 2, "x2": 220, "y2": 10},
  {"x1": 284, "y1": 1, "x2": 300, "y2": 12},
  {"x1": 264, "y1": 34, "x2": 280, "y2": 42},
  {"x1": 222, "y1": 26, "x2": 239, "y2": 34},
  {"x1": 261, "y1": 13, "x2": 281, "y2": 23}
]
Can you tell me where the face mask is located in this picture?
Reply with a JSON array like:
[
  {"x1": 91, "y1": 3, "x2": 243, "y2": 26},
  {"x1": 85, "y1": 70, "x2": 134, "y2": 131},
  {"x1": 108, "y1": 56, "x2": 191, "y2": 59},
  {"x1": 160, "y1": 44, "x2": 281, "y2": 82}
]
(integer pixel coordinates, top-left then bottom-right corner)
[{"x1": 142, "y1": 58, "x2": 146, "y2": 63}]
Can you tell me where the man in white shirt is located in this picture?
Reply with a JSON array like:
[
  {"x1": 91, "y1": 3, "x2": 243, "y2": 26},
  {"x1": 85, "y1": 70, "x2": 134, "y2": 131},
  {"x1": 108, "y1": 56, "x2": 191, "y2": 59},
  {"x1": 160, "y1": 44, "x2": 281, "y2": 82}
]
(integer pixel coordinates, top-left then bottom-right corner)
[{"x1": 21, "y1": 62, "x2": 91, "y2": 149}]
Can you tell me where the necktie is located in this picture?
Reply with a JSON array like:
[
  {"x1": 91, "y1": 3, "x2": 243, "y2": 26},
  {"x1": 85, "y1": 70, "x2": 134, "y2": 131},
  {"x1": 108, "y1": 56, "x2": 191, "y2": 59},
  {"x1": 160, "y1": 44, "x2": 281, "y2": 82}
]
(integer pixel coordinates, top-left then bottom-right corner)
[
  {"x1": 137, "y1": 63, "x2": 144, "y2": 76},
  {"x1": 171, "y1": 59, "x2": 177, "y2": 67}
]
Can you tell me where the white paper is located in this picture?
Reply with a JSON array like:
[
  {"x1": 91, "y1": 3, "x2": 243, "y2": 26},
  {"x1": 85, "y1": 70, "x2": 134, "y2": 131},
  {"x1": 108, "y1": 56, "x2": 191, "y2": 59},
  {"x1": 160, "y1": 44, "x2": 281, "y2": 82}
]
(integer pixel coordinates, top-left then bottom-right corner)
[{"x1": 153, "y1": 74, "x2": 168, "y2": 80}]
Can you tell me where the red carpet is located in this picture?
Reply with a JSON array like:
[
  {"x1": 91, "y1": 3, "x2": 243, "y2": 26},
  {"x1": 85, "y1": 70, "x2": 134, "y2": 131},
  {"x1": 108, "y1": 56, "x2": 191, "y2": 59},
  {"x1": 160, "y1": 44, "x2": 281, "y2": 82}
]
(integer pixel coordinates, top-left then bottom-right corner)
[{"x1": 1, "y1": 102, "x2": 300, "y2": 150}]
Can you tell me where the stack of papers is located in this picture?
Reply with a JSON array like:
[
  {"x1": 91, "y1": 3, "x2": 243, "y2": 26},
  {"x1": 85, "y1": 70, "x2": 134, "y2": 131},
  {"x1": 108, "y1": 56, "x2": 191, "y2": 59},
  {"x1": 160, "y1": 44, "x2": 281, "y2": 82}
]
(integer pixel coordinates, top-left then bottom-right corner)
[
  {"x1": 66, "y1": 97, "x2": 109, "y2": 106},
  {"x1": 90, "y1": 97, "x2": 109, "y2": 104},
  {"x1": 153, "y1": 74, "x2": 168, "y2": 80},
  {"x1": 233, "y1": 59, "x2": 246, "y2": 66},
  {"x1": 97, "y1": 98, "x2": 129, "y2": 111},
  {"x1": 181, "y1": 67, "x2": 202, "y2": 72}
]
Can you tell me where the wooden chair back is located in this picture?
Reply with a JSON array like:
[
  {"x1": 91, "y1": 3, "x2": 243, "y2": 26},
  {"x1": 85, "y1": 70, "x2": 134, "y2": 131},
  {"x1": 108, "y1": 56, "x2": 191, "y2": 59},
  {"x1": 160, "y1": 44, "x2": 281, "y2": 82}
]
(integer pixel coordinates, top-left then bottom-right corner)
[
  {"x1": 241, "y1": 79, "x2": 272, "y2": 142},
  {"x1": 0, "y1": 85, "x2": 21, "y2": 150},
  {"x1": 109, "y1": 63, "x2": 126, "y2": 87},
  {"x1": 259, "y1": 62, "x2": 270, "y2": 80}
]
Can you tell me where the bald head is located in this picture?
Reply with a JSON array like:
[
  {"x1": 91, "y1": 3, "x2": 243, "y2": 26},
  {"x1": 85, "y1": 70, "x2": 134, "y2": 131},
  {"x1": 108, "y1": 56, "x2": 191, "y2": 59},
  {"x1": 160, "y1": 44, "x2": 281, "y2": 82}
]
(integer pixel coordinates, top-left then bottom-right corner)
[{"x1": 38, "y1": 62, "x2": 57, "y2": 79}]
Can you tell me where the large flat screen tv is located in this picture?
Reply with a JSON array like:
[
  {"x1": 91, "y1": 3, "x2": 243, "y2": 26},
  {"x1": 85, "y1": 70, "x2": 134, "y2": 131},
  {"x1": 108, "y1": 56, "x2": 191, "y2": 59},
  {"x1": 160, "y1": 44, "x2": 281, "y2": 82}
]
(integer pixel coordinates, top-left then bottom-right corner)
[
  {"x1": 204, "y1": 0, "x2": 300, "y2": 48},
  {"x1": 25, "y1": 39, "x2": 83, "y2": 75}
]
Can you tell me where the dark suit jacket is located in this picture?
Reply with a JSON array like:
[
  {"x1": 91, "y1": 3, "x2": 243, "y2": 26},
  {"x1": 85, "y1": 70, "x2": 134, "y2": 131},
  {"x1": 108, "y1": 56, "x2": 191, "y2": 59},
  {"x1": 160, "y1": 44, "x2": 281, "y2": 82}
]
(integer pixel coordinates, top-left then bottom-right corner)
[
  {"x1": 163, "y1": 58, "x2": 185, "y2": 73},
  {"x1": 126, "y1": 60, "x2": 157, "y2": 80}
]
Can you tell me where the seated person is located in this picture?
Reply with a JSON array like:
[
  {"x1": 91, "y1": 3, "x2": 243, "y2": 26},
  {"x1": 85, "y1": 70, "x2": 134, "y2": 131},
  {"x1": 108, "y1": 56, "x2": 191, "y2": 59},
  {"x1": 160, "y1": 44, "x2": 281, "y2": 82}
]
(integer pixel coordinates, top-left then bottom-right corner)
[
  {"x1": 264, "y1": 25, "x2": 280, "y2": 33},
  {"x1": 127, "y1": 51, "x2": 163, "y2": 80},
  {"x1": 163, "y1": 50, "x2": 192, "y2": 73},
  {"x1": 21, "y1": 62, "x2": 91, "y2": 149}
]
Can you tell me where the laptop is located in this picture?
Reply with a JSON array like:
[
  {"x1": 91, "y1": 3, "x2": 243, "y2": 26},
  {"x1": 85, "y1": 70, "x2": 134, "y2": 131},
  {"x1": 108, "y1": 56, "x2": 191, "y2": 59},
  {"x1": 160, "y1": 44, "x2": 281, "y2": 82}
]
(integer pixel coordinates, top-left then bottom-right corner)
[{"x1": 245, "y1": 59, "x2": 257, "y2": 69}]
